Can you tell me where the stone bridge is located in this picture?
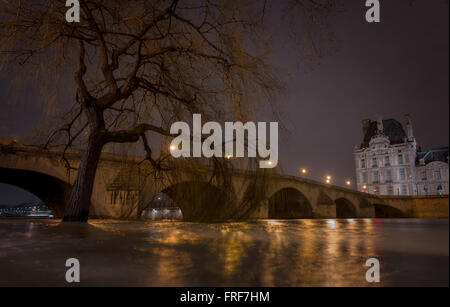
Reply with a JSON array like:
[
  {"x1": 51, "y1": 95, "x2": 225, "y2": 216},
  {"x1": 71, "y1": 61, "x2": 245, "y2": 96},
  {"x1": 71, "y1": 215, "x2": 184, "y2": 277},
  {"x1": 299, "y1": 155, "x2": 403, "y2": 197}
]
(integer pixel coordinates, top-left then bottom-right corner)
[{"x1": 1, "y1": 138, "x2": 448, "y2": 221}]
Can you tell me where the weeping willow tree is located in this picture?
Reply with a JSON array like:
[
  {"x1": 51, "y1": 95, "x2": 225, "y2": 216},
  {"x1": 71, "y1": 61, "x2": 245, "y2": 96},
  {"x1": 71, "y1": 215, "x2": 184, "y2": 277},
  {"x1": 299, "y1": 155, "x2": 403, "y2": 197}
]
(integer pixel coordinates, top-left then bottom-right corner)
[{"x1": 0, "y1": 0, "x2": 339, "y2": 222}]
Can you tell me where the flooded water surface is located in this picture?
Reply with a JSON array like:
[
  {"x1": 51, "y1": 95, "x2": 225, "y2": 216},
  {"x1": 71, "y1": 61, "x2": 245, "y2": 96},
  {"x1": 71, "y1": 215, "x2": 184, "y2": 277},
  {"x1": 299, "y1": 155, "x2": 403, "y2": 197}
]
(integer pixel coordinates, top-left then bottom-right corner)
[{"x1": 0, "y1": 219, "x2": 448, "y2": 286}]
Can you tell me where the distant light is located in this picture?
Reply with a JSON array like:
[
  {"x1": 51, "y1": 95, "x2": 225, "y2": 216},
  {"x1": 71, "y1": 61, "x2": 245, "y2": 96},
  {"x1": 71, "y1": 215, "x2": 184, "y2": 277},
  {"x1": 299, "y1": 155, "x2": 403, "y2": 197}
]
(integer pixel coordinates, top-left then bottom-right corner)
[
  {"x1": 346, "y1": 180, "x2": 352, "y2": 186},
  {"x1": 267, "y1": 161, "x2": 273, "y2": 165},
  {"x1": 225, "y1": 154, "x2": 233, "y2": 160},
  {"x1": 326, "y1": 175, "x2": 331, "y2": 180},
  {"x1": 301, "y1": 168, "x2": 307, "y2": 174},
  {"x1": 169, "y1": 145, "x2": 177, "y2": 151},
  {"x1": 326, "y1": 179, "x2": 331, "y2": 184},
  {"x1": 363, "y1": 185, "x2": 367, "y2": 189},
  {"x1": 327, "y1": 220, "x2": 336, "y2": 229}
]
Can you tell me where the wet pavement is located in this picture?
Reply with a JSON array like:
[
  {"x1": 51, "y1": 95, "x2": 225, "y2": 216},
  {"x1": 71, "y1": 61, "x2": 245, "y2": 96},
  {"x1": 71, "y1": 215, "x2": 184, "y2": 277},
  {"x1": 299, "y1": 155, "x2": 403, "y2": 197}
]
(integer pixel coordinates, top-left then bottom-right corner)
[{"x1": 0, "y1": 218, "x2": 448, "y2": 286}]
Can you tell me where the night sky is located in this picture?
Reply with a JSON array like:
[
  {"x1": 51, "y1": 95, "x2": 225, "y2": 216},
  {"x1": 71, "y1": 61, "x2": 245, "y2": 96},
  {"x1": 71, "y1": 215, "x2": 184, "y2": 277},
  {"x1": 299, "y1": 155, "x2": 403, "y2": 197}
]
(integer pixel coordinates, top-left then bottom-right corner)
[{"x1": 0, "y1": 0, "x2": 448, "y2": 204}]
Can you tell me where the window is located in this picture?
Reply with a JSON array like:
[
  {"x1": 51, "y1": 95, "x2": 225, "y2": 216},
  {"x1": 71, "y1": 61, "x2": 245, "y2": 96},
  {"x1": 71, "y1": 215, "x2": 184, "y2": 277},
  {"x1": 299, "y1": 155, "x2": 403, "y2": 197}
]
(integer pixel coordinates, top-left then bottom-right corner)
[
  {"x1": 372, "y1": 158, "x2": 378, "y2": 168},
  {"x1": 385, "y1": 170, "x2": 392, "y2": 182},
  {"x1": 373, "y1": 171, "x2": 379, "y2": 184},
  {"x1": 361, "y1": 159, "x2": 366, "y2": 169},
  {"x1": 398, "y1": 154, "x2": 404, "y2": 165},
  {"x1": 385, "y1": 156, "x2": 391, "y2": 166},
  {"x1": 434, "y1": 168, "x2": 441, "y2": 180},
  {"x1": 361, "y1": 172, "x2": 367, "y2": 183},
  {"x1": 387, "y1": 186, "x2": 394, "y2": 195},
  {"x1": 421, "y1": 169, "x2": 427, "y2": 181},
  {"x1": 401, "y1": 185, "x2": 408, "y2": 195},
  {"x1": 399, "y1": 168, "x2": 406, "y2": 180}
]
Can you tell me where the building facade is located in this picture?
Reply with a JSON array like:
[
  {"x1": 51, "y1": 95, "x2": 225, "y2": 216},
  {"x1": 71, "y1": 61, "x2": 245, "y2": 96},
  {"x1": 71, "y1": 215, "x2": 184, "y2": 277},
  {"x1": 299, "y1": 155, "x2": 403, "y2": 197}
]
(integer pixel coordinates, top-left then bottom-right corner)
[{"x1": 353, "y1": 115, "x2": 449, "y2": 196}]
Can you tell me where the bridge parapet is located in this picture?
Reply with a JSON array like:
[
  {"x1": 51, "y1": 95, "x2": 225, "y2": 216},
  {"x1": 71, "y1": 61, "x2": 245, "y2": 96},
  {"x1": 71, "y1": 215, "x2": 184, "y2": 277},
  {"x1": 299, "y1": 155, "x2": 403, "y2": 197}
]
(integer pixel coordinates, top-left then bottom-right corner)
[
  {"x1": 2, "y1": 138, "x2": 448, "y2": 220},
  {"x1": 376, "y1": 195, "x2": 449, "y2": 219}
]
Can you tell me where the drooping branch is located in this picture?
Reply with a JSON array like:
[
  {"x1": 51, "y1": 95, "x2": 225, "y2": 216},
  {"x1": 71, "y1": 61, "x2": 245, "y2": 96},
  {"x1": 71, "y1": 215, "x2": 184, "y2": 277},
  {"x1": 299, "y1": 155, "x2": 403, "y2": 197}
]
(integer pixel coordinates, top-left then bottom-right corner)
[{"x1": 105, "y1": 123, "x2": 171, "y2": 144}]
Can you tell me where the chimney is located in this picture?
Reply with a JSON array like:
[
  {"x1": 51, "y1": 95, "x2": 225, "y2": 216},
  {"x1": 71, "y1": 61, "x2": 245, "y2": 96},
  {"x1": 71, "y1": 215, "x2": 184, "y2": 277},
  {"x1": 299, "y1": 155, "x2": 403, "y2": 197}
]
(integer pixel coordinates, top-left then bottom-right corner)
[
  {"x1": 376, "y1": 115, "x2": 384, "y2": 133},
  {"x1": 405, "y1": 114, "x2": 414, "y2": 141},
  {"x1": 362, "y1": 119, "x2": 371, "y2": 137}
]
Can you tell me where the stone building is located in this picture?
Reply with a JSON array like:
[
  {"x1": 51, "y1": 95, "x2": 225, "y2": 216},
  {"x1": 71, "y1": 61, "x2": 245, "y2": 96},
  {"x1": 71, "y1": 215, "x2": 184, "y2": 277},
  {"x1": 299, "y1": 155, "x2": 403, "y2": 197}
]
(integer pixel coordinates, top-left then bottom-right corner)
[{"x1": 353, "y1": 115, "x2": 449, "y2": 196}]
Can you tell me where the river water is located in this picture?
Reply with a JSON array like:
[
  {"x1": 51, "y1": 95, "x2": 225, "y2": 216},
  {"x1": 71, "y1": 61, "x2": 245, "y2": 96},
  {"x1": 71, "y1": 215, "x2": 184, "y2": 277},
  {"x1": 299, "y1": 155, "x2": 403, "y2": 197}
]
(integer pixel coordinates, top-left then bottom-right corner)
[{"x1": 0, "y1": 219, "x2": 448, "y2": 286}]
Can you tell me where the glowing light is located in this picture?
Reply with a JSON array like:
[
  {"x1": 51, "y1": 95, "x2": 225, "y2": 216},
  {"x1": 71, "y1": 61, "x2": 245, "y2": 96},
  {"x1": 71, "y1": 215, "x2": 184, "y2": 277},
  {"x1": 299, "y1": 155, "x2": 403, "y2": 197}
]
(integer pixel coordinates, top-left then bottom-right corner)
[
  {"x1": 267, "y1": 161, "x2": 273, "y2": 165},
  {"x1": 225, "y1": 154, "x2": 233, "y2": 160},
  {"x1": 363, "y1": 185, "x2": 367, "y2": 189},
  {"x1": 326, "y1": 179, "x2": 331, "y2": 184},
  {"x1": 169, "y1": 145, "x2": 177, "y2": 151},
  {"x1": 301, "y1": 168, "x2": 307, "y2": 174},
  {"x1": 327, "y1": 220, "x2": 337, "y2": 229},
  {"x1": 326, "y1": 175, "x2": 332, "y2": 180},
  {"x1": 268, "y1": 220, "x2": 280, "y2": 225},
  {"x1": 346, "y1": 180, "x2": 352, "y2": 186}
]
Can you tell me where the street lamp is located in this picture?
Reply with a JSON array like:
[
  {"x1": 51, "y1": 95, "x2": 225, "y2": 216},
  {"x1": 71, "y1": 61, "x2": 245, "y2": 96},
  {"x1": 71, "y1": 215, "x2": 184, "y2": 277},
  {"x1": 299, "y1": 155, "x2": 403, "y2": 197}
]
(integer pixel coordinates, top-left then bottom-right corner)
[
  {"x1": 301, "y1": 168, "x2": 307, "y2": 175},
  {"x1": 346, "y1": 180, "x2": 352, "y2": 186}
]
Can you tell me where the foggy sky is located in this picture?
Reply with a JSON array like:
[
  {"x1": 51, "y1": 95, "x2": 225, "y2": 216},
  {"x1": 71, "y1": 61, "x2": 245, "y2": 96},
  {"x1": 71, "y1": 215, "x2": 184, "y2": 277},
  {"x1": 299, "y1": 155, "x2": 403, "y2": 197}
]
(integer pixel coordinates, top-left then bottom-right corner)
[{"x1": 0, "y1": 0, "x2": 449, "y2": 204}]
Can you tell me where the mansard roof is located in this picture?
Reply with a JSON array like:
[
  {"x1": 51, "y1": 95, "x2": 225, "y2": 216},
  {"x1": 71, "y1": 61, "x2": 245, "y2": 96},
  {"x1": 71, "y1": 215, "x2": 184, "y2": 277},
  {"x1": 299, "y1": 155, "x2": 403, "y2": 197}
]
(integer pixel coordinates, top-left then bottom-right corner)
[
  {"x1": 361, "y1": 119, "x2": 407, "y2": 149},
  {"x1": 416, "y1": 147, "x2": 449, "y2": 166}
]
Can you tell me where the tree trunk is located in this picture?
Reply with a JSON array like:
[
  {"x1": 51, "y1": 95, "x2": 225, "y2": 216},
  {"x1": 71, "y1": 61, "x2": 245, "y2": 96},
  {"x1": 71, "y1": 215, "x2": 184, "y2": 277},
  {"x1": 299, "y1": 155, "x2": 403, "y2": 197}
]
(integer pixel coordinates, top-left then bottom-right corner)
[{"x1": 63, "y1": 132, "x2": 104, "y2": 222}]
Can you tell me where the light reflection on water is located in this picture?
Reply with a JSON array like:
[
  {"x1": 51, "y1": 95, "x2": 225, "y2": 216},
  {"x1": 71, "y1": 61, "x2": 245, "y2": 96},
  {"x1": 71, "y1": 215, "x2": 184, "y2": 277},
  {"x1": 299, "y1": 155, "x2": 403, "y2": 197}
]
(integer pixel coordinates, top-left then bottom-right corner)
[{"x1": 0, "y1": 219, "x2": 448, "y2": 286}]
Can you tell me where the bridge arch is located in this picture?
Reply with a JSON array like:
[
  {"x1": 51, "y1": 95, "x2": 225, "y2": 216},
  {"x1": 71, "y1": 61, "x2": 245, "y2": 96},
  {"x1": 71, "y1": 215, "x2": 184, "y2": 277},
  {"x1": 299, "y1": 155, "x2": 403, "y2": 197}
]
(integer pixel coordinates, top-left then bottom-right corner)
[
  {"x1": 373, "y1": 203, "x2": 406, "y2": 218},
  {"x1": 155, "y1": 181, "x2": 237, "y2": 222},
  {"x1": 0, "y1": 167, "x2": 72, "y2": 217},
  {"x1": 268, "y1": 187, "x2": 314, "y2": 219},
  {"x1": 335, "y1": 198, "x2": 357, "y2": 218}
]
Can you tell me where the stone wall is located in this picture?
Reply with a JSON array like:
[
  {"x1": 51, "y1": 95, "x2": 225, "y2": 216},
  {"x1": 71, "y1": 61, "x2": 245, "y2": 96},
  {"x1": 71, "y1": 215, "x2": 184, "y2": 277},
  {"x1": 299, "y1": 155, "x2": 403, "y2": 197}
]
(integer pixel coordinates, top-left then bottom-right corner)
[{"x1": 378, "y1": 195, "x2": 449, "y2": 218}]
